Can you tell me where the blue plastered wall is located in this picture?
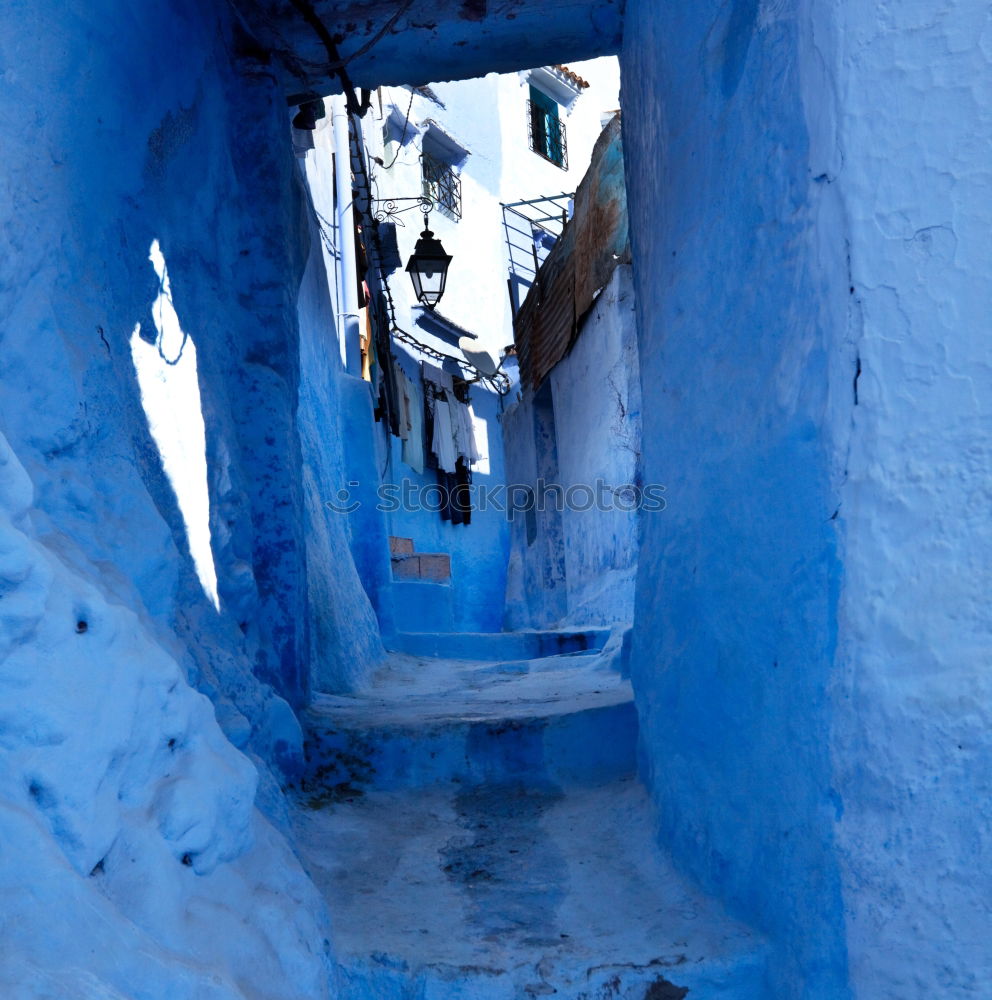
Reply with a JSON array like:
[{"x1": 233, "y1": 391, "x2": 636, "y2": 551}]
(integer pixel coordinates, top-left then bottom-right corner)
[
  {"x1": 0, "y1": 0, "x2": 316, "y2": 750},
  {"x1": 382, "y1": 365, "x2": 510, "y2": 635},
  {"x1": 296, "y1": 211, "x2": 387, "y2": 691},
  {"x1": 621, "y1": 2, "x2": 850, "y2": 995},
  {"x1": 503, "y1": 265, "x2": 641, "y2": 630}
]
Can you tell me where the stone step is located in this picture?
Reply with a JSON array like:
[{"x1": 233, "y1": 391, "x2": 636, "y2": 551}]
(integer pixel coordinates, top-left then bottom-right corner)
[
  {"x1": 303, "y1": 647, "x2": 636, "y2": 793},
  {"x1": 300, "y1": 636, "x2": 769, "y2": 998},
  {"x1": 292, "y1": 778, "x2": 771, "y2": 999},
  {"x1": 304, "y1": 696, "x2": 636, "y2": 794},
  {"x1": 387, "y1": 627, "x2": 614, "y2": 661}
]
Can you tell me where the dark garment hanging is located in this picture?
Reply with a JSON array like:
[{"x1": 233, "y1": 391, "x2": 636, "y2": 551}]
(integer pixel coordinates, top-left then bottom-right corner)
[
  {"x1": 448, "y1": 378, "x2": 473, "y2": 524},
  {"x1": 451, "y1": 376, "x2": 471, "y2": 406},
  {"x1": 369, "y1": 291, "x2": 400, "y2": 436},
  {"x1": 438, "y1": 458, "x2": 472, "y2": 526},
  {"x1": 422, "y1": 374, "x2": 472, "y2": 526},
  {"x1": 423, "y1": 374, "x2": 438, "y2": 472}
]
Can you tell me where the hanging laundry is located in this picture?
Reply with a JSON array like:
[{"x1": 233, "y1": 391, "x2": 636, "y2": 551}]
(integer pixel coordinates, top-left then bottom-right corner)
[
  {"x1": 450, "y1": 399, "x2": 481, "y2": 465},
  {"x1": 402, "y1": 375, "x2": 426, "y2": 474},
  {"x1": 422, "y1": 360, "x2": 453, "y2": 393},
  {"x1": 393, "y1": 362, "x2": 412, "y2": 442},
  {"x1": 450, "y1": 398, "x2": 468, "y2": 459},
  {"x1": 369, "y1": 292, "x2": 399, "y2": 434},
  {"x1": 464, "y1": 403, "x2": 482, "y2": 464},
  {"x1": 438, "y1": 458, "x2": 473, "y2": 526},
  {"x1": 453, "y1": 457, "x2": 473, "y2": 525},
  {"x1": 423, "y1": 380, "x2": 438, "y2": 473},
  {"x1": 431, "y1": 393, "x2": 458, "y2": 474},
  {"x1": 419, "y1": 372, "x2": 471, "y2": 525}
]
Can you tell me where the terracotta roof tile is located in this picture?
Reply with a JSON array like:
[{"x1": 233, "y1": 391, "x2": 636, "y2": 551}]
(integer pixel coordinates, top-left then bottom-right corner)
[{"x1": 553, "y1": 64, "x2": 591, "y2": 89}]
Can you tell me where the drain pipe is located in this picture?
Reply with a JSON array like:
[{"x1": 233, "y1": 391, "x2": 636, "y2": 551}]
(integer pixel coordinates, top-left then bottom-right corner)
[{"x1": 332, "y1": 94, "x2": 362, "y2": 376}]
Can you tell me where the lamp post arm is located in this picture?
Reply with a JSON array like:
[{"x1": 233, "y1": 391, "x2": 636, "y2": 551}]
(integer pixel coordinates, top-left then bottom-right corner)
[{"x1": 371, "y1": 196, "x2": 435, "y2": 226}]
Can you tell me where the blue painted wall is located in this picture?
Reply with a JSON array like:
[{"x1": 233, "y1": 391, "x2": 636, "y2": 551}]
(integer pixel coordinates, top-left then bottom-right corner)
[
  {"x1": 0, "y1": 0, "x2": 316, "y2": 743},
  {"x1": 335, "y1": 374, "x2": 401, "y2": 640},
  {"x1": 383, "y1": 358, "x2": 510, "y2": 634},
  {"x1": 297, "y1": 213, "x2": 386, "y2": 691},
  {"x1": 622, "y1": 1, "x2": 849, "y2": 995}
]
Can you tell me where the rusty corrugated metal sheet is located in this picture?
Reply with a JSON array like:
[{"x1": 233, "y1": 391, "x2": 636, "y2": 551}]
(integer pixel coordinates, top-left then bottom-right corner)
[
  {"x1": 514, "y1": 115, "x2": 629, "y2": 389},
  {"x1": 515, "y1": 256, "x2": 575, "y2": 390}
]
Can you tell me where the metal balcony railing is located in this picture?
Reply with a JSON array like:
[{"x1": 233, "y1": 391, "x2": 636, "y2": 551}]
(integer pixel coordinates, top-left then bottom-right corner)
[
  {"x1": 527, "y1": 100, "x2": 568, "y2": 170},
  {"x1": 501, "y1": 192, "x2": 575, "y2": 317},
  {"x1": 421, "y1": 153, "x2": 462, "y2": 220}
]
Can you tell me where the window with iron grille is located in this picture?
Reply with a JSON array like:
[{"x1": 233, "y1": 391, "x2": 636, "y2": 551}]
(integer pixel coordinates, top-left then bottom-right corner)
[
  {"x1": 421, "y1": 152, "x2": 462, "y2": 220},
  {"x1": 527, "y1": 86, "x2": 568, "y2": 170}
]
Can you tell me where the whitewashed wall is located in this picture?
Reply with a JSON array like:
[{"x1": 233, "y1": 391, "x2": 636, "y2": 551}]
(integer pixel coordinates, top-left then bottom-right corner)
[
  {"x1": 503, "y1": 266, "x2": 640, "y2": 629},
  {"x1": 830, "y1": 3, "x2": 992, "y2": 996},
  {"x1": 368, "y1": 58, "x2": 620, "y2": 360}
]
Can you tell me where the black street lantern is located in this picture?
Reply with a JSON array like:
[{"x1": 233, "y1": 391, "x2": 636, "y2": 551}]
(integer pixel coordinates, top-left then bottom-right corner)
[{"x1": 405, "y1": 220, "x2": 452, "y2": 310}]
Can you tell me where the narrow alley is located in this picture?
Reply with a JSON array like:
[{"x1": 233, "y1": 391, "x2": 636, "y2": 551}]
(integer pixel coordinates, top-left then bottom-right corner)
[
  {"x1": 281, "y1": 58, "x2": 707, "y2": 992},
  {"x1": 1, "y1": 2, "x2": 989, "y2": 999}
]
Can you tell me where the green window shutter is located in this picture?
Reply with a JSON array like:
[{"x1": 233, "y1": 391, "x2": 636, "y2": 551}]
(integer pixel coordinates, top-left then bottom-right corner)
[
  {"x1": 528, "y1": 86, "x2": 564, "y2": 167},
  {"x1": 529, "y1": 85, "x2": 558, "y2": 117}
]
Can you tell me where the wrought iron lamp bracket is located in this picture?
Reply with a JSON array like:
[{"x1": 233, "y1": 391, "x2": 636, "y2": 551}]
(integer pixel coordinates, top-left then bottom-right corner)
[{"x1": 372, "y1": 196, "x2": 435, "y2": 226}]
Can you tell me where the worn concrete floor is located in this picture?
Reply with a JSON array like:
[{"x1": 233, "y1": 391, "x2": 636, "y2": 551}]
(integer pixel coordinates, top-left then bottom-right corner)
[{"x1": 293, "y1": 636, "x2": 770, "y2": 999}]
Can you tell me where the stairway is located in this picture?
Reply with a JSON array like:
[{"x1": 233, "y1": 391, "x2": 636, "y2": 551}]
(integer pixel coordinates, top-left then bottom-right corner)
[{"x1": 294, "y1": 631, "x2": 770, "y2": 999}]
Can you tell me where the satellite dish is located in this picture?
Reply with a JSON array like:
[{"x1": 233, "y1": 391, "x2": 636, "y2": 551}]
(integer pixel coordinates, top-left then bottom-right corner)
[{"x1": 459, "y1": 337, "x2": 502, "y2": 376}]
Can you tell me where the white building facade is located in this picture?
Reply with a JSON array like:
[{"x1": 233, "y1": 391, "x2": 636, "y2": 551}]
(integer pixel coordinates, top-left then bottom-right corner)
[{"x1": 298, "y1": 59, "x2": 621, "y2": 637}]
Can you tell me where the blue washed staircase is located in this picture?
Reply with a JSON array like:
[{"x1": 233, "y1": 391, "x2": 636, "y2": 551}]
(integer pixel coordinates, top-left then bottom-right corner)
[{"x1": 296, "y1": 628, "x2": 771, "y2": 999}]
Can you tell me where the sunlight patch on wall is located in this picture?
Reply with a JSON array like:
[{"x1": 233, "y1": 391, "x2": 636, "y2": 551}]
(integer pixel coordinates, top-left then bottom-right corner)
[
  {"x1": 130, "y1": 240, "x2": 220, "y2": 610},
  {"x1": 471, "y1": 411, "x2": 490, "y2": 475}
]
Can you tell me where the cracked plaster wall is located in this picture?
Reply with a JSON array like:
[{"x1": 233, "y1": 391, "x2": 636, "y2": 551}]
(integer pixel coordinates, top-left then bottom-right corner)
[
  {"x1": 503, "y1": 266, "x2": 641, "y2": 629},
  {"x1": 830, "y1": 3, "x2": 992, "y2": 997},
  {"x1": 622, "y1": 0, "x2": 992, "y2": 996}
]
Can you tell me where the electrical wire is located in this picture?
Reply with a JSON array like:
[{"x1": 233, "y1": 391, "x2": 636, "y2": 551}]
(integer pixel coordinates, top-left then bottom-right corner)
[
  {"x1": 316, "y1": 0, "x2": 414, "y2": 72},
  {"x1": 224, "y1": 0, "x2": 313, "y2": 87},
  {"x1": 350, "y1": 124, "x2": 509, "y2": 394},
  {"x1": 227, "y1": 0, "x2": 413, "y2": 114},
  {"x1": 300, "y1": 170, "x2": 340, "y2": 260},
  {"x1": 285, "y1": 0, "x2": 364, "y2": 113},
  {"x1": 265, "y1": 0, "x2": 414, "y2": 78},
  {"x1": 365, "y1": 201, "x2": 509, "y2": 393},
  {"x1": 380, "y1": 86, "x2": 416, "y2": 170},
  {"x1": 286, "y1": 43, "x2": 508, "y2": 395}
]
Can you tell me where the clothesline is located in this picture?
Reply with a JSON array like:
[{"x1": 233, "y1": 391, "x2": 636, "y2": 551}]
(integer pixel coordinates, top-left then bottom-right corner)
[{"x1": 386, "y1": 359, "x2": 479, "y2": 525}]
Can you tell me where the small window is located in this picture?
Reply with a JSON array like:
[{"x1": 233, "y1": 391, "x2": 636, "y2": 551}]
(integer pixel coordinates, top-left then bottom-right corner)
[
  {"x1": 527, "y1": 85, "x2": 568, "y2": 170},
  {"x1": 421, "y1": 151, "x2": 462, "y2": 220}
]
